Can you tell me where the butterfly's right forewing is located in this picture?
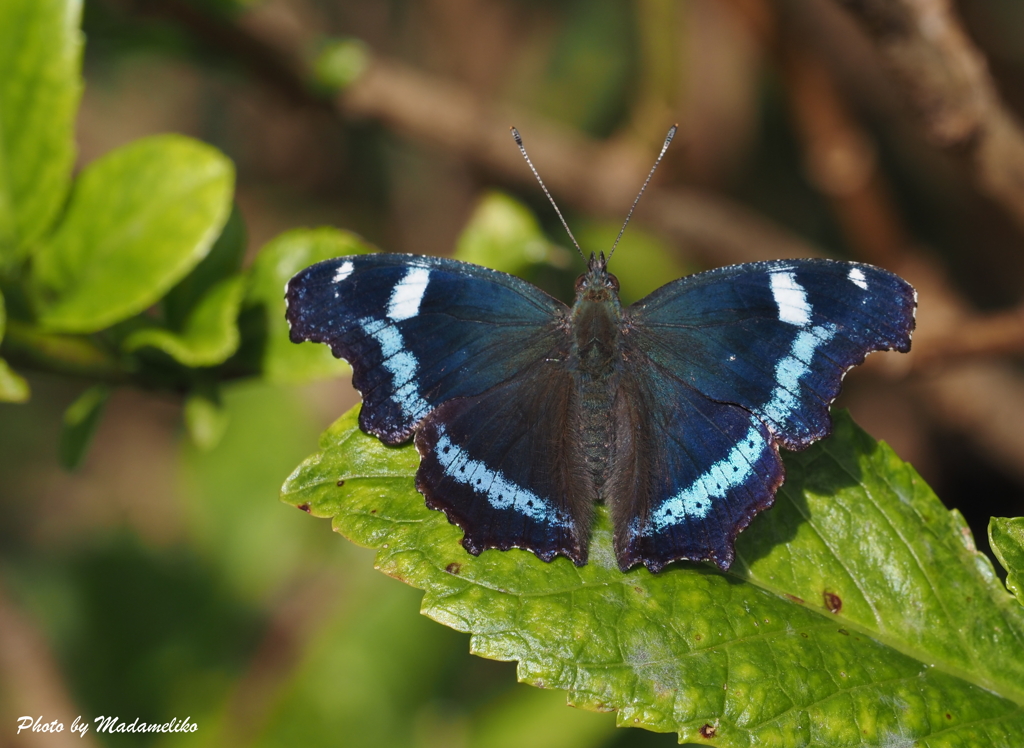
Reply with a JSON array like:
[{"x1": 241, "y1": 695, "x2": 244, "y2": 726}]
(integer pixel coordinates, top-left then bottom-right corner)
[
  {"x1": 286, "y1": 254, "x2": 568, "y2": 444},
  {"x1": 287, "y1": 253, "x2": 592, "y2": 564}
]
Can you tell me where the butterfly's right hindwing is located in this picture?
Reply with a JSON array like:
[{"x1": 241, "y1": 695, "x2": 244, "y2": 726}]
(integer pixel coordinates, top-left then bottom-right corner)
[
  {"x1": 415, "y1": 359, "x2": 592, "y2": 566},
  {"x1": 286, "y1": 253, "x2": 568, "y2": 444},
  {"x1": 609, "y1": 356, "x2": 785, "y2": 571}
]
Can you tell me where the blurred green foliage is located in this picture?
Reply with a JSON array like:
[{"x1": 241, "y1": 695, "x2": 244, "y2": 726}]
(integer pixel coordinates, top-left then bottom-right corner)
[
  {"x1": 0, "y1": 0, "x2": 82, "y2": 266},
  {"x1": 57, "y1": 383, "x2": 110, "y2": 469}
]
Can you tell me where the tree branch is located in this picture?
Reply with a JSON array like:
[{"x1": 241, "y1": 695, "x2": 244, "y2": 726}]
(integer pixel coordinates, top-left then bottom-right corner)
[
  {"x1": 834, "y1": 0, "x2": 1024, "y2": 235},
  {"x1": 340, "y1": 56, "x2": 820, "y2": 266},
  {"x1": 0, "y1": 582, "x2": 99, "y2": 747}
]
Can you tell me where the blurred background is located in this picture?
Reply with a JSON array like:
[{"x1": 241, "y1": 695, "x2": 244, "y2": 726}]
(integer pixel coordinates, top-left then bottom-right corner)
[{"x1": 3, "y1": 0, "x2": 1024, "y2": 745}]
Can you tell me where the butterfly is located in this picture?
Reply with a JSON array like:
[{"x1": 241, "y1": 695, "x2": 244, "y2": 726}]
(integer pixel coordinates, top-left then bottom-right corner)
[
  {"x1": 286, "y1": 251, "x2": 915, "y2": 571},
  {"x1": 285, "y1": 129, "x2": 916, "y2": 572}
]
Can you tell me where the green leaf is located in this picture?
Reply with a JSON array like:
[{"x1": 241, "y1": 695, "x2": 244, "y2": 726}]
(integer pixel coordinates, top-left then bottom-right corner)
[
  {"x1": 991, "y1": 517, "x2": 1024, "y2": 607},
  {"x1": 453, "y1": 192, "x2": 571, "y2": 277},
  {"x1": 184, "y1": 388, "x2": 229, "y2": 451},
  {"x1": 0, "y1": 288, "x2": 29, "y2": 401},
  {"x1": 283, "y1": 409, "x2": 1024, "y2": 746},
  {"x1": 0, "y1": 358, "x2": 29, "y2": 402},
  {"x1": 58, "y1": 384, "x2": 110, "y2": 470},
  {"x1": 123, "y1": 275, "x2": 245, "y2": 367},
  {"x1": 163, "y1": 203, "x2": 247, "y2": 328},
  {"x1": 31, "y1": 134, "x2": 234, "y2": 333},
  {"x1": 245, "y1": 227, "x2": 374, "y2": 384},
  {"x1": 0, "y1": 0, "x2": 83, "y2": 266},
  {"x1": 311, "y1": 38, "x2": 370, "y2": 93}
]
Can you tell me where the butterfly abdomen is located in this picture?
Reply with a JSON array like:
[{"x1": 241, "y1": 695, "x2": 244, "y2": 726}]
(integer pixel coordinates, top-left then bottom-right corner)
[{"x1": 569, "y1": 288, "x2": 625, "y2": 499}]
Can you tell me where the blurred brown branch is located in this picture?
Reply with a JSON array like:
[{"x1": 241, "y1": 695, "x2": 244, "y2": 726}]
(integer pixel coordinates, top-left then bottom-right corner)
[
  {"x1": 912, "y1": 304, "x2": 1024, "y2": 370},
  {"x1": 104, "y1": 0, "x2": 816, "y2": 266},
  {"x1": 755, "y1": 0, "x2": 1024, "y2": 481},
  {"x1": 0, "y1": 582, "x2": 98, "y2": 748},
  {"x1": 833, "y1": 0, "x2": 1024, "y2": 235},
  {"x1": 340, "y1": 56, "x2": 820, "y2": 266},
  {"x1": 106, "y1": 0, "x2": 1024, "y2": 482}
]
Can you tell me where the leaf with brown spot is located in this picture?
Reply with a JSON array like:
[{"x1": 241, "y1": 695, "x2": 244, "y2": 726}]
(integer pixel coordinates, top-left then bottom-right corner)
[{"x1": 282, "y1": 407, "x2": 1024, "y2": 746}]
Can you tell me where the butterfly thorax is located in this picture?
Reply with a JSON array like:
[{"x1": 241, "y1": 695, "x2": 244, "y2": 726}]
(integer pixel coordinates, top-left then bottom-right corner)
[{"x1": 569, "y1": 253, "x2": 624, "y2": 495}]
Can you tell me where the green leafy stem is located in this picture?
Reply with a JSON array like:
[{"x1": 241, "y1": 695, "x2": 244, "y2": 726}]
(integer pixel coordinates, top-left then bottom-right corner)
[{"x1": 0, "y1": 0, "x2": 378, "y2": 463}]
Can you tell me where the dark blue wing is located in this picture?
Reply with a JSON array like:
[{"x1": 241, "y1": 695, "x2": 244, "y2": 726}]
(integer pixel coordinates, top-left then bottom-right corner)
[
  {"x1": 415, "y1": 358, "x2": 592, "y2": 565},
  {"x1": 609, "y1": 358, "x2": 785, "y2": 571},
  {"x1": 626, "y1": 259, "x2": 915, "y2": 450},
  {"x1": 286, "y1": 253, "x2": 569, "y2": 444}
]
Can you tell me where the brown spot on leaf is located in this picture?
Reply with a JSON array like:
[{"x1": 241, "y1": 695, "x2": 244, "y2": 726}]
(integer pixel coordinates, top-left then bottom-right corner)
[
  {"x1": 297, "y1": 503, "x2": 311, "y2": 513},
  {"x1": 824, "y1": 591, "x2": 842, "y2": 613},
  {"x1": 634, "y1": 586, "x2": 643, "y2": 593},
  {"x1": 800, "y1": 632, "x2": 809, "y2": 638},
  {"x1": 370, "y1": 509, "x2": 377, "y2": 514},
  {"x1": 785, "y1": 593, "x2": 805, "y2": 604},
  {"x1": 336, "y1": 479, "x2": 345, "y2": 487},
  {"x1": 699, "y1": 723, "x2": 717, "y2": 739},
  {"x1": 838, "y1": 628, "x2": 850, "y2": 636},
  {"x1": 946, "y1": 713, "x2": 952, "y2": 720},
  {"x1": 445, "y1": 562, "x2": 462, "y2": 575},
  {"x1": 694, "y1": 634, "x2": 702, "y2": 641}
]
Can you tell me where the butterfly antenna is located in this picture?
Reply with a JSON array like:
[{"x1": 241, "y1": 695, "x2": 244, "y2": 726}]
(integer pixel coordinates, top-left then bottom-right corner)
[
  {"x1": 607, "y1": 124, "x2": 677, "y2": 262},
  {"x1": 510, "y1": 126, "x2": 585, "y2": 260}
]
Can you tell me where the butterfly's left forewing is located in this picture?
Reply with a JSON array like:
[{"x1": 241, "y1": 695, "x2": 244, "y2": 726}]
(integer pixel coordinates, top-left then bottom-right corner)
[
  {"x1": 613, "y1": 258, "x2": 915, "y2": 571},
  {"x1": 627, "y1": 259, "x2": 915, "y2": 450}
]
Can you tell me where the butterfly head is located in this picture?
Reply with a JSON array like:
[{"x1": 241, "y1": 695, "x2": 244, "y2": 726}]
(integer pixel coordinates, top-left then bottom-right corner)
[{"x1": 575, "y1": 251, "x2": 620, "y2": 302}]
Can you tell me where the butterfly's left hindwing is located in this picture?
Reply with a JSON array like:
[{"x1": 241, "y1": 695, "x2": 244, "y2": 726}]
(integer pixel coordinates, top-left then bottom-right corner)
[{"x1": 286, "y1": 254, "x2": 568, "y2": 444}]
